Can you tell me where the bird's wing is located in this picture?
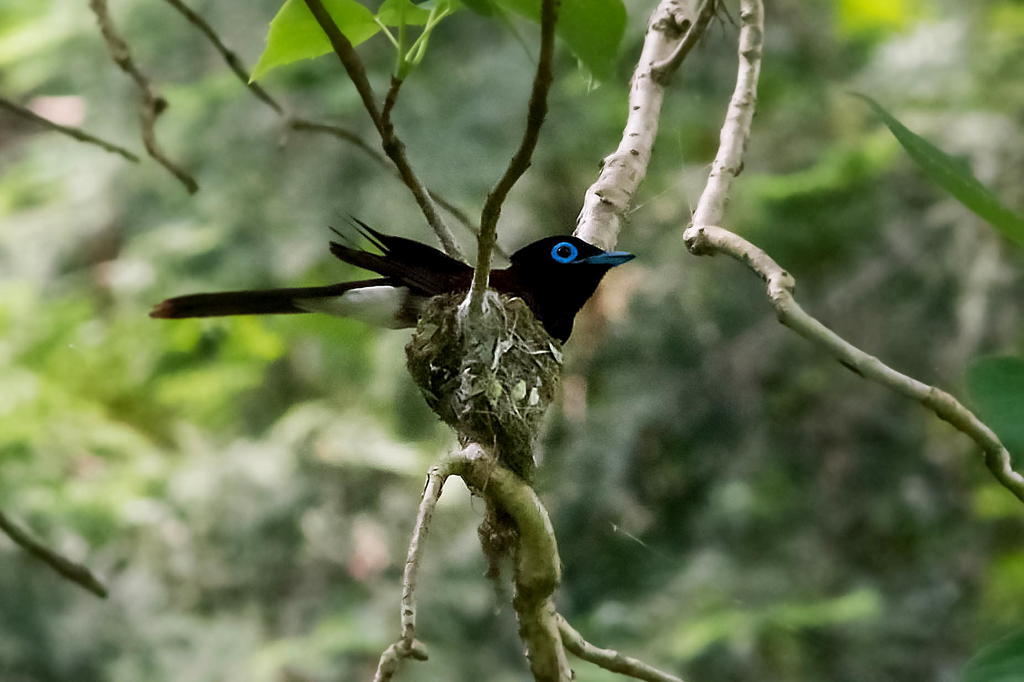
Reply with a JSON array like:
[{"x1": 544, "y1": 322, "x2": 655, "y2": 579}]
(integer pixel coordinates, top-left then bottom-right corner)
[{"x1": 330, "y1": 219, "x2": 471, "y2": 295}]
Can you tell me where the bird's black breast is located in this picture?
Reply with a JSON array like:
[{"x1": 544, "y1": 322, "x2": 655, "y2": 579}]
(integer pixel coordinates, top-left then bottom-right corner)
[{"x1": 490, "y1": 268, "x2": 600, "y2": 342}]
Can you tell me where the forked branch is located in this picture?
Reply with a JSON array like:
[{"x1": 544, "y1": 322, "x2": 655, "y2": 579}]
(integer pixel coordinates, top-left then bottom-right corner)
[
  {"x1": 157, "y1": 0, "x2": 487, "y2": 250},
  {"x1": 88, "y1": 0, "x2": 198, "y2": 193},
  {"x1": 575, "y1": 0, "x2": 713, "y2": 250},
  {"x1": 467, "y1": 0, "x2": 559, "y2": 321},
  {"x1": 682, "y1": 0, "x2": 1024, "y2": 502},
  {"x1": 301, "y1": 0, "x2": 463, "y2": 259}
]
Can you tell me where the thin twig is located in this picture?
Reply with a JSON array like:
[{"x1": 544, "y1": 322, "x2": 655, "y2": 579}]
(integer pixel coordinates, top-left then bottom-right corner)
[
  {"x1": 467, "y1": 0, "x2": 559, "y2": 322},
  {"x1": 382, "y1": 76, "x2": 404, "y2": 127},
  {"x1": 158, "y1": 0, "x2": 283, "y2": 114},
  {"x1": 290, "y1": 118, "x2": 498, "y2": 254},
  {"x1": 429, "y1": 189, "x2": 510, "y2": 260},
  {"x1": 0, "y1": 511, "x2": 108, "y2": 598},
  {"x1": 373, "y1": 464, "x2": 448, "y2": 681},
  {"x1": 290, "y1": 117, "x2": 384, "y2": 158},
  {"x1": 574, "y1": 0, "x2": 711, "y2": 251},
  {"x1": 0, "y1": 96, "x2": 140, "y2": 162},
  {"x1": 301, "y1": 0, "x2": 383, "y2": 128},
  {"x1": 400, "y1": 467, "x2": 447, "y2": 649},
  {"x1": 301, "y1": 0, "x2": 462, "y2": 258},
  {"x1": 156, "y1": 0, "x2": 483, "y2": 252},
  {"x1": 681, "y1": 0, "x2": 1024, "y2": 502},
  {"x1": 557, "y1": 614, "x2": 684, "y2": 682},
  {"x1": 88, "y1": 0, "x2": 198, "y2": 193}
]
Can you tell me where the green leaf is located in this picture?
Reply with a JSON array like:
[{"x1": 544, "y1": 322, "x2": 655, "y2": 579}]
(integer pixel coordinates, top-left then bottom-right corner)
[
  {"x1": 376, "y1": 0, "x2": 432, "y2": 26},
  {"x1": 853, "y1": 93, "x2": 1024, "y2": 248},
  {"x1": 966, "y1": 356, "x2": 1024, "y2": 455},
  {"x1": 495, "y1": 0, "x2": 627, "y2": 80},
  {"x1": 962, "y1": 628, "x2": 1024, "y2": 682},
  {"x1": 251, "y1": 0, "x2": 380, "y2": 82}
]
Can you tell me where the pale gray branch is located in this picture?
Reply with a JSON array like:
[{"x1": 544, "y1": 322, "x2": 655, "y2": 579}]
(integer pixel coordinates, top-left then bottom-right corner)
[
  {"x1": 574, "y1": 0, "x2": 711, "y2": 251},
  {"x1": 682, "y1": 0, "x2": 1024, "y2": 502},
  {"x1": 690, "y1": 0, "x2": 760, "y2": 228},
  {"x1": 684, "y1": 225, "x2": 1024, "y2": 502},
  {"x1": 373, "y1": 465, "x2": 449, "y2": 682}
]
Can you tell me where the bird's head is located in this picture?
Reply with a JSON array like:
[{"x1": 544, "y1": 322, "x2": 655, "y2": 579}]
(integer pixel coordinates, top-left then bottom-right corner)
[
  {"x1": 508, "y1": 235, "x2": 635, "y2": 272},
  {"x1": 505, "y1": 235, "x2": 634, "y2": 341}
]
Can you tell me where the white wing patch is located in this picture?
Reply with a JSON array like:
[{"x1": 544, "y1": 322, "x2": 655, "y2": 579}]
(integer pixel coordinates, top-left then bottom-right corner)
[{"x1": 295, "y1": 286, "x2": 411, "y2": 328}]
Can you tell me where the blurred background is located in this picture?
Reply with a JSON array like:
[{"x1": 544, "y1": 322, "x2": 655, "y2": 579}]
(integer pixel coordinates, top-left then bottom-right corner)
[{"x1": 1, "y1": 0, "x2": 1023, "y2": 680}]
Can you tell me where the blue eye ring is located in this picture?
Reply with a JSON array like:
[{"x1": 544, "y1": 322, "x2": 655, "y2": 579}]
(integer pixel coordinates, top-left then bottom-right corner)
[{"x1": 550, "y1": 241, "x2": 578, "y2": 263}]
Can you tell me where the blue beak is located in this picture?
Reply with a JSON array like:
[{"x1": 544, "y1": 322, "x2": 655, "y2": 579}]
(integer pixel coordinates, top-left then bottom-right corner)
[{"x1": 580, "y1": 251, "x2": 635, "y2": 266}]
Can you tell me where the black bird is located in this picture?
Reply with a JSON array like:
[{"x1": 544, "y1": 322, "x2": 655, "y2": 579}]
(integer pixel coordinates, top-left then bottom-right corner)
[{"x1": 150, "y1": 223, "x2": 634, "y2": 342}]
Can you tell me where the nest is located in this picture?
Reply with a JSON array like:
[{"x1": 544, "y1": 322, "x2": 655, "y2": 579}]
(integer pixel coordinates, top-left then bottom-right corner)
[{"x1": 405, "y1": 292, "x2": 563, "y2": 481}]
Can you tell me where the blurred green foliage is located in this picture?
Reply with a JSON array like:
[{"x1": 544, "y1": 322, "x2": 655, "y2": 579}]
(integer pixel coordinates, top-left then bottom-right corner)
[{"x1": 1, "y1": 0, "x2": 1023, "y2": 681}]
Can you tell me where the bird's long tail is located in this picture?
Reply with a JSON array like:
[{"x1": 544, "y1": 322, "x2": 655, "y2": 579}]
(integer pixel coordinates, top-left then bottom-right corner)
[{"x1": 149, "y1": 280, "x2": 385, "y2": 319}]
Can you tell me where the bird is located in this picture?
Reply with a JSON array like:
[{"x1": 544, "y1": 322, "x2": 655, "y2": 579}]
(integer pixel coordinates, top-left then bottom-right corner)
[{"x1": 150, "y1": 221, "x2": 635, "y2": 342}]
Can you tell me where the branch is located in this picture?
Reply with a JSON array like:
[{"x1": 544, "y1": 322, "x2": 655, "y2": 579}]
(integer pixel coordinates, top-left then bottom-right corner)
[
  {"x1": 158, "y1": 0, "x2": 283, "y2": 114},
  {"x1": 650, "y1": 0, "x2": 717, "y2": 83},
  {"x1": 557, "y1": 614, "x2": 684, "y2": 682},
  {"x1": 0, "y1": 510, "x2": 108, "y2": 598},
  {"x1": 290, "y1": 117, "x2": 384, "y2": 159},
  {"x1": 574, "y1": 0, "x2": 712, "y2": 251},
  {"x1": 467, "y1": 0, "x2": 559, "y2": 322},
  {"x1": 689, "y1": 0, "x2": 759, "y2": 228},
  {"x1": 686, "y1": 225, "x2": 1024, "y2": 502},
  {"x1": 88, "y1": 0, "x2": 198, "y2": 193},
  {"x1": 381, "y1": 76, "x2": 404, "y2": 127},
  {"x1": 290, "y1": 119, "x2": 500, "y2": 255},
  {"x1": 0, "y1": 96, "x2": 140, "y2": 162},
  {"x1": 155, "y1": 0, "x2": 486, "y2": 254},
  {"x1": 451, "y1": 445, "x2": 572, "y2": 682},
  {"x1": 681, "y1": 0, "x2": 1024, "y2": 502},
  {"x1": 373, "y1": 464, "x2": 449, "y2": 682},
  {"x1": 302, "y1": 0, "x2": 463, "y2": 259}
]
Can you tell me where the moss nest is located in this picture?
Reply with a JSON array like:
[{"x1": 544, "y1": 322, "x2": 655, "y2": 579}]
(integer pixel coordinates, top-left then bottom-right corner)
[{"x1": 405, "y1": 292, "x2": 563, "y2": 481}]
